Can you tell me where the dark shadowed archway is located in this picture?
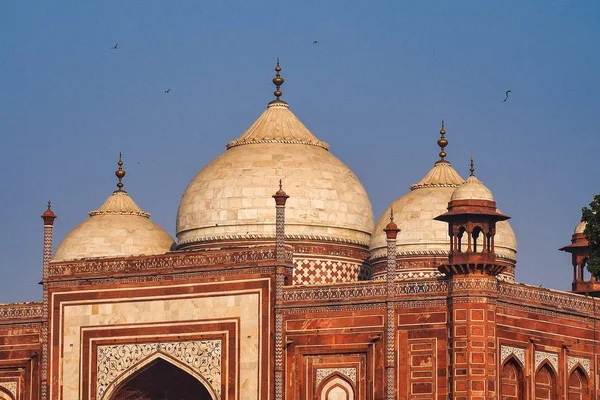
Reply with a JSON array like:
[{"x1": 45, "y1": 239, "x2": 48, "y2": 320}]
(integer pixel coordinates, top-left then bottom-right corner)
[{"x1": 110, "y1": 358, "x2": 214, "y2": 400}]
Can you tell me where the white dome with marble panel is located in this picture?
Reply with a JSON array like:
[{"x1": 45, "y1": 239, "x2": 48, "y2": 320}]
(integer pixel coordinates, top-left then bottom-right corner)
[{"x1": 176, "y1": 100, "x2": 374, "y2": 249}]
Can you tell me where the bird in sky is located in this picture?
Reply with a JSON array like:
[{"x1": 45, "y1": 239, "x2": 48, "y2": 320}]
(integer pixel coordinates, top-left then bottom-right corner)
[
  {"x1": 164, "y1": 89, "x2": 171, "y2": 94},
  {"x1": 313, "y1": 40, "x2": 319, "y2": 45},
  {"x1": 112, "y1": 43, "x2": 118, "y2": 50},
  {"x1": 502, "y1": 90, "x2": 511, "y2": 102}
]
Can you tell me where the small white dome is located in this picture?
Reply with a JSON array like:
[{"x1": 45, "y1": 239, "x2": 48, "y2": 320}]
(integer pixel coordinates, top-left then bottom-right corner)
[
  {"x1": 575, "y1": 221, "x2": 587, "y2": 234},
  {"x1": 451, "y1": 175, "x2": 495, "y2": 202},
  {"x1": 54, "y1": 191, "x2": 174, "y2": 261}
]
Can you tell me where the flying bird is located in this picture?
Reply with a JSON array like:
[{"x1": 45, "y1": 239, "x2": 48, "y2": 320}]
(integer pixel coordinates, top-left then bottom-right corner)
[
  {"x1": 112, "y1": 43, "x2": 118, "y2": 50},
  {"x1": 164, "y1": 89, "x2": 171, "y2": 94},
  {"x1": 313, "y1": 40, "x2": 319, "y2": 45},
  {"x1": 502, "y1": 90, "x2": 511, "y2": 102}
]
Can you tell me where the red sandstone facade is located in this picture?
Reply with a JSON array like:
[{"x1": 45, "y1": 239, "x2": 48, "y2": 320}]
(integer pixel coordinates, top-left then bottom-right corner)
[{"x1": 0, "y1": 203, "x2": 598, "y2": 400}]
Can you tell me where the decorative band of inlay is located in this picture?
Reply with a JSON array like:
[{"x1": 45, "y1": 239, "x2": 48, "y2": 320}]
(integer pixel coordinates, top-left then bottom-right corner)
[
  {"x1": 96, "y1": 340, "x2": 221, "y2": 400},
  {"x1": 315, "y1": 367, "x2": 357, "y2": 386},
  {"x1": 535, "y1": 351, "x2": 558, "y2": 372},
  {"x1": 501, "y1": 345, "x2": 525, "y2": 366},
  {"x1": 568, "y1": 356, "x2": 591, "y2": 376},
  {"x1": 0, "y1": 381, "x2": 17, "y2": 398}
]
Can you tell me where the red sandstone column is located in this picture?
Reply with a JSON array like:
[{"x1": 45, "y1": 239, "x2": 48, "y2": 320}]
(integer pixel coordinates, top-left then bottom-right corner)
[
  {"x1": 40, "y1": 201, "x2": 56, "y2": 400},
  {"x1": 448, "y1": 275, "x2": 498, "y2": 400},
  {"x1": 384, "y1": 211, "x2": 400, "y2": 400},
  {"x1": 273, "y1": 181, "x2": 289, "y2": 400}
]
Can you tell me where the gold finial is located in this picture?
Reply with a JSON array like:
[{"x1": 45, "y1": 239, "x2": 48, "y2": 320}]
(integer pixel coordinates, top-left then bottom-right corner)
[
  {"x1": 437, "y1": 120, "x2": 448, "y2": 161},
  {"x1": 389, "y1": 206, "x2": 394, "y2": 222},
  {"x1": 272, "y1": 58, "x2": 284, "y2": 100},
  {"x1": 47, "y1": 200, "x2": 52, "y2": 210},
  {"x1": 115, "y1": 152, "x2": 126, "y2": 191},
  {"x1": 469, "y1": 155, "x2": 475, "y2": 176},
  {"x1": 279, "y1": 179, "x2": 283, "y2": 191}
]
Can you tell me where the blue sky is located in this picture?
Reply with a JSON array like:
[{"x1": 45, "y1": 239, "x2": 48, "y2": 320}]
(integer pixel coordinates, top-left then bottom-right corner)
[{"x1": 1, "y1": 1, "x2": 599, "y2": 302}]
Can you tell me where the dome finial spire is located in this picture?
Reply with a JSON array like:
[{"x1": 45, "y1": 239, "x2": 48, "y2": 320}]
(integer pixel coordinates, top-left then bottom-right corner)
[
  {"x1": 115, "y1": 152, "x2": 126, "y2": 191},
  {"x1": 389, "y1": 206, "x2": 394, "y2": 222},
  {"x1": 469, "y1": 155, "x2": 475, "y2": 177},
  {"x1": 272, "y1": 58, "x2": 284, "y2": 100},
  {"x1": 436, "y1": 120, "x2": 448, "y2": 163}
]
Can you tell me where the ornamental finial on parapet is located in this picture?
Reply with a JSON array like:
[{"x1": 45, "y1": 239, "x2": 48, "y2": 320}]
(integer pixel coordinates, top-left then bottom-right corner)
[
  {"x1": 273, "y1": 179, "x2": 290, "y2": 206},
  {"x1": 384, "y1": 206, "x2": 400, "y2": 240},
  {"x1": 41, "y1": 200, "x2": 57, "y2": 226}
]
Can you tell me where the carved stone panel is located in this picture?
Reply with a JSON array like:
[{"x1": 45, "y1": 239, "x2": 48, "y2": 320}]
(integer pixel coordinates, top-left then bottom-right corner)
[
  {"x1": 315, "y1": 367, "x2": 357, "y2": 386},
  {"x1": 568, "y1": 356, "x2": 591, "y2": 376},
  {"x1": 535, "y1": 351, "x2": 558, "y2": 372},
  {"x1": 500, "y1": 345, "x2": 525, "y2": 366},
  {"x1": 96, "y1": 340, "x2": 221, "y2": 400}
]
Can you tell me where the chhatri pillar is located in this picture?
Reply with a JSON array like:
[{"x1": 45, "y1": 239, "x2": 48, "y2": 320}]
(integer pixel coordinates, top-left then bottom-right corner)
[
  {"x1": 560, "y1": 221, "x2": 599, "y2": 295},
  {"x1": 435, "y1": 158, "x2": 509, "y2": 400}
]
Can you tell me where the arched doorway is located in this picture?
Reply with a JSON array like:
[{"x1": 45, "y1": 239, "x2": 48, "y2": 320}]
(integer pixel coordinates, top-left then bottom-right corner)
[
  {"x1": 501, "y1": 358, "x2": 524, "y2": 400},
  {"x1": 568, "y1": 367, "x2": 590, "y2": 400},
  {"x1": 535, "y1": 363, "x2": 557, "y2": 400},
  {"x1": 110, "y1": 358, "x2": 214, "y2": 400},
  {"x1": 318, "y1": 376, "x2": 355, "y2": 400}
]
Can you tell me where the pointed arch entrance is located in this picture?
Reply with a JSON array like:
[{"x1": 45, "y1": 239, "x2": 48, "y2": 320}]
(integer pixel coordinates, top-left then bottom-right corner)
[
  {"x1": 109, "y1": 357, "x2": 215, "y2": 400},
  {"x1": 568, "y1": 366, "x2": 590, "y2": 400},
  {"x1": 535, "y1": 363, "x2": 557, "y2": 400},
  {"x1": 501, "y1": 357, "x2": 524, "y2": 400}
]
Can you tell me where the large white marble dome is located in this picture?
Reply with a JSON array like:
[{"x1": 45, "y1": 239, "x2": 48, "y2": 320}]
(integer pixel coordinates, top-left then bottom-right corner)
[{"x1": 176, "y1": 100, "x2": 374, "y2": 249}]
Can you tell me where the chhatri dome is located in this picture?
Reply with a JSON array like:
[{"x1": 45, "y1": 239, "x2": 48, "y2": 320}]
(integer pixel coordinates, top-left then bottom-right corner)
[
  {"x1": 176, "y1": 61, "x2": 374, "y2": 284},
  {"x1": 369, "y1": 123, "x2": 517, "y2": 281},
  {"x1": 53, "y1": 155, "x2": 175, "y2": 261}
]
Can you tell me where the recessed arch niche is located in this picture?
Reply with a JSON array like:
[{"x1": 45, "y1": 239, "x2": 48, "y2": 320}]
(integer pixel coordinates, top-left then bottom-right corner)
[{"x1": 105, "y1": 354, "x2": 217, "y2": 400}]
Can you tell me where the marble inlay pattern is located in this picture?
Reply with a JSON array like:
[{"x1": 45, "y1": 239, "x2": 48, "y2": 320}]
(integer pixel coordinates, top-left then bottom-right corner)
[
  {"x1": 535, "y1": 351, "x2": 558, "y2": 372},
  {"x1": 568, "y1": 356, "x2": 590, "y2": 376},
  {"x1": 96, "y1": 340, "x2": 221, "y2": 400},
  {"x1": 501, "y1": 345, "x2": 525, "y2": 366},
  {"x1": 315, "y1": 368, "x2": 357, "y2": 386},
  {"x1": 294, "y1": 258, "x2": 360, "y2": 285},
  {"x1": 0, "y1": 382, "x2": 17, "y2": 398}
]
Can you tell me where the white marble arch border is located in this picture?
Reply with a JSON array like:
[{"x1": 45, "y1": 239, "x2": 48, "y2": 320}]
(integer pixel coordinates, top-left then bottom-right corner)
[
  {"x1": 101, "y1": 352, "x2": 219, "y2": 400},
  {"x1": 568, "y1": 356, "x2": 591, "y2": 378},
  {"x1": 500, "y1": 345, "x2": 526, "y2": 367},
  {"x1": 535, "y1": 351, "x2": 559, "y2": 373}
]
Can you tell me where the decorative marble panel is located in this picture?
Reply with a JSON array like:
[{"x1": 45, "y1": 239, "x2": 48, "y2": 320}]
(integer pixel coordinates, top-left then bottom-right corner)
[
  {"x1": 535, "y1": 351, "x2": 558, "y2": 372},
  {"x1": 294, "y1": 258, "x2": 360, "y2": 285},
  {"x1": 501, "y1": 345, "x2": 525, "y2": 366},
  {"x1": 0, "y1": 382, "x2": 17, "y2": 398},
  {"x1": 315, "y1": 368, "x2": 357, "y2": 386},
  {"x1": 568, "y1": 356, "x2": 591, "y2": 376},
  {"x1": 96, "y1": 340, "x2": 221, "y2": 400}
]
